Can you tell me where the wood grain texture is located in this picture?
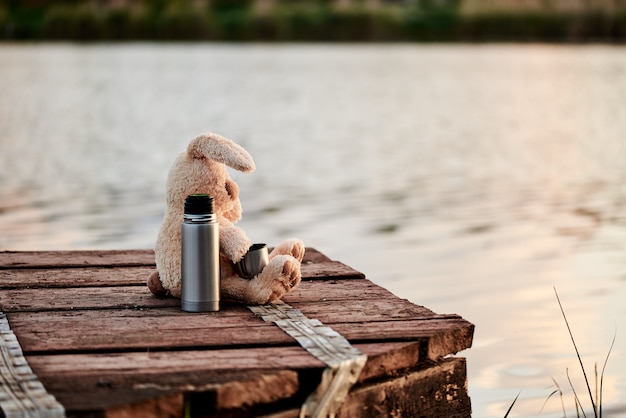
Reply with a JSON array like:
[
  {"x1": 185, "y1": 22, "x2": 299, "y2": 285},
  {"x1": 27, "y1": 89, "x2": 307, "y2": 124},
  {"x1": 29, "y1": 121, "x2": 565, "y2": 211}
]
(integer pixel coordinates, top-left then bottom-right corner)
[
  {"x1": 26, "y1": 342, "x2": 418, "y2": 385},
  {"x1": 0, "y1": 283, "x2": 431, "y2": 313},
  {"x1": 0, "y1": 248, "x2": 331, "y2": 270},
  {"x1": 0, "y1": 261, "x2": 363, "y2": 289},
  {"x1": 0, "y1": 279, "x2": 402, "y2": 312},
  {"x1": 260, "y1": 358, "x2": 472, "y2": 418},
  {"x1": 337, "y1": 357, "x2": 471, "y2": 418},
  {"x1": 6, "y1": 308, "x2": 472, "y2": 356},
  {"x1": 0, "y1": 266, "x2": 154, "y2": 289},
  {"x1": 26, "y1": 342, "x2": 423, "y2": 414},
  {"x1": 0, "y1": 250, "x2": 156, "y2": 269},
  {"x1": 36, "y1": 368, "x2": 300, "y2": 415}
]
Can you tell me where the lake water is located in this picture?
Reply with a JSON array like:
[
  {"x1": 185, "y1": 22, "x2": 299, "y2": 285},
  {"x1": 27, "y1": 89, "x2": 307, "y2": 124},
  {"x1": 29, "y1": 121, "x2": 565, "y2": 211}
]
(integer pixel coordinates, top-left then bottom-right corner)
[{"x1": 1, "y1": 43, "x2": 626, "y2": 417}]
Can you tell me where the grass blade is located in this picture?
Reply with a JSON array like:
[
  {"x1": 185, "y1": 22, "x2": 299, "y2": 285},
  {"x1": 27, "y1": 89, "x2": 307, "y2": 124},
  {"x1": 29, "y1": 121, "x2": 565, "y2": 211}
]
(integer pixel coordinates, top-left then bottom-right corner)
[
  {"x1": 540, "y1": 389, "x2": 560, "y2": 413},
  {"x1": 567, "y1": 367, "x2": 586, "y2": 418},
  {"x1": 546, "y1": 377, "x2": 567, "y2": 418},
  {"x1": 599, "y1": 329, "x2": 616, "y2": 418},
  {"x1": 504, "y1": 391, "x2": 521, "y2": 418},
  {"x1": 554, "y1": 287, "x2": 597, "y2": 417},
  {"x1": 595, "y1": 363, "x2": 598, "y2": 417}
]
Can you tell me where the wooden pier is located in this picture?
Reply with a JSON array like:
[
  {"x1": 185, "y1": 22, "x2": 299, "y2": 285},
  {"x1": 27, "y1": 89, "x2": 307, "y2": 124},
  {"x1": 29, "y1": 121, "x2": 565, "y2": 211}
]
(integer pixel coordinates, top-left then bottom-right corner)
[{"x1": 0, "y1": 248, "x2": 474, "y2": 417}]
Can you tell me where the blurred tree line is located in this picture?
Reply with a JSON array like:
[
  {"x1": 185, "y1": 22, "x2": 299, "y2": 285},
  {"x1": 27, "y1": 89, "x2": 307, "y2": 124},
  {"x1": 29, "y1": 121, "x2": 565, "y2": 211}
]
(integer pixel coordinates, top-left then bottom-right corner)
[{"x1": 1, "y1": 0, "x2": 625, "y2": 42}]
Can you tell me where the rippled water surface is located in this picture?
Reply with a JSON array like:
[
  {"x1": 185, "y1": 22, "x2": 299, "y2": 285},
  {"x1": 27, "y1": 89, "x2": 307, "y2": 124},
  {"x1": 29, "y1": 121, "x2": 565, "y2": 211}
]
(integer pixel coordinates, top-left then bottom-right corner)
[{"x1": 1, "y1": 43, "x2": 626, "y2": 417}]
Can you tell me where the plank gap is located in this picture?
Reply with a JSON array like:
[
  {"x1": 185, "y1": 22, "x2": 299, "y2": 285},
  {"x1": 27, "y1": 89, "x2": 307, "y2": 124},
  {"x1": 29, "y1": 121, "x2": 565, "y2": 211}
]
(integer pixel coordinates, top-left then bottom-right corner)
[{"x1": 22, "y1": 340, "x2": 308, "y2": 357}]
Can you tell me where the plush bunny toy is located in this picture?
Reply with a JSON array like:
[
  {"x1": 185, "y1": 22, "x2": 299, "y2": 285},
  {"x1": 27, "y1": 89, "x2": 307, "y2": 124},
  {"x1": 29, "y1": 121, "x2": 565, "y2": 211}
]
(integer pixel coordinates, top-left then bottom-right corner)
[{"x1": 147, "y1": 132, "x2": 304, "y2": 305}]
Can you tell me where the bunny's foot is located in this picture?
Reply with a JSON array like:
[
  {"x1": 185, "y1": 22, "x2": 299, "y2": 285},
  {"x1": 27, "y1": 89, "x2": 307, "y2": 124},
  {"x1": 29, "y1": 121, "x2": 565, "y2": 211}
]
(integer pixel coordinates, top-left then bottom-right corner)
[
  {"x1": 270, "y1": 238, "x2": 305, "y2": 263},
  {"x1": 246, "y1": 254, "x2": 301, "y2": 304},
  {"x1": 147, "y1": 271, "x2": 167, "y2": 297}
]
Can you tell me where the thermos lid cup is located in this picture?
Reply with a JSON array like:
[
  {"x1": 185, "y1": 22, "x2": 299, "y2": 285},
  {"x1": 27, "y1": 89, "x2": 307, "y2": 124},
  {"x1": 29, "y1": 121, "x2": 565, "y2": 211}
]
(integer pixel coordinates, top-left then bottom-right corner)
[{"x1": 234, "y1": 243, "x2": 269, "y2": 279}]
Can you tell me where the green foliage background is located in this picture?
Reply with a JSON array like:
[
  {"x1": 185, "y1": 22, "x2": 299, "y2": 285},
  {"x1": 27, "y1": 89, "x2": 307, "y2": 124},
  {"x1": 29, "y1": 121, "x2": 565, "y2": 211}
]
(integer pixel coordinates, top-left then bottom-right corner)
[{"x1": 1, "y1": 0, "x2": 625, "y2": 42}]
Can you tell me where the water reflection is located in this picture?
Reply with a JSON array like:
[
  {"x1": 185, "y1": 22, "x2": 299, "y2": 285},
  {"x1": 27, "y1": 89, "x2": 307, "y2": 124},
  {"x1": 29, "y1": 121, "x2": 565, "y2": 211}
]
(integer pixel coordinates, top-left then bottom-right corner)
[{"x1": 1, "y1": 43, "x2": 626, "y2": 416}]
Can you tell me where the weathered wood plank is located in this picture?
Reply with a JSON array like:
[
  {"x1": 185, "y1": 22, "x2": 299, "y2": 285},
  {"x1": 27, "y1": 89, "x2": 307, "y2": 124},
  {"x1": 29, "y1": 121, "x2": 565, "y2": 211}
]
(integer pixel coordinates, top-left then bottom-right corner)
[
  {"x1": 299, "y1": 249, "x2": 331, "y2": 263},
  {"x1": 293, "y1": 299, "x2": 439, "y2": 323},
  {"x1": 0, "y1": 279, "x2": 400, "y2": 311},
  {"x1": 337, "y1": 357, "x2": 471, "y2": 418},
  {"x1": 26, "y1": 342, "x2": 417, "y2": 384},
  {"x1": 285, "y1": 278, "x2": 399, "y2": 302},
  {"x1": 7, "y1": 306, "x2": 472, "y2": 356},
  {"x1": 299, "y1": 260, "x2": 365, "y2": 280},
  {"x1": 0, "y1": 248, "x2": 331, "y2": 269},
  {"x1": 0, "y1": 250, "x2": 156, "y2": 269},
  {"x1": 0, "y1": 286, "x2": 180, "y2": 311},
  {"x1": 0, "y1": 266, "x2": 153, "y2": 289},
  {"x1": 0, "y1": 261, "x2": 363, "y2": 290},
  {"x1": 35, "y1": 368, "x2": 299, "y2": 415},
  {"x1": 27, "y1": 346, "x2": 323, "y2": 377},
  {"x1": 0, "y1": 282, "x2": 428, "y2": 314},
  {"x1": 355, "y1": 342, "x2": 421, "y2": 382},
  {"x1": 103, "y1": 392, "x2": 183, "y2": 418}
]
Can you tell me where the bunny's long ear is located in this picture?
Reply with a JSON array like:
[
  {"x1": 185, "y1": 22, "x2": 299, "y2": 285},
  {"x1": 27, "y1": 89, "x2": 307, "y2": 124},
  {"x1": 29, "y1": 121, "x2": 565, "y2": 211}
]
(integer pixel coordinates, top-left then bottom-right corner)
[{"x1": 187, "y1": 132, "x2": 255, "y2": 172}]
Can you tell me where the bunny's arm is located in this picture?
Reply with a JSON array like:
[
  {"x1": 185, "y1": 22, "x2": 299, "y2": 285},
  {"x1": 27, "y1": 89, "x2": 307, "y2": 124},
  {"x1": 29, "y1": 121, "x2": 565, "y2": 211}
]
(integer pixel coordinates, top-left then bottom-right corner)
[{"x1": 219, "y1": 221, "x2": 252, "y2": 263}]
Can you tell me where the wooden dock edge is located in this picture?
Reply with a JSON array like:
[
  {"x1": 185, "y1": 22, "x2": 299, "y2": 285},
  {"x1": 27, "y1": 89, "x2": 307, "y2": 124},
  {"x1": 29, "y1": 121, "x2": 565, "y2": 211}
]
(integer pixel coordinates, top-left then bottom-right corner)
[
  {"x1": 95, "y1": 356, "x2": 471, "y2": 418},
  {"x1": 0, "y1": 248, "x2": 474, "y2": 417},
  {"x1": 258, "y1": 357, "x2": 470, "y2": 418}
]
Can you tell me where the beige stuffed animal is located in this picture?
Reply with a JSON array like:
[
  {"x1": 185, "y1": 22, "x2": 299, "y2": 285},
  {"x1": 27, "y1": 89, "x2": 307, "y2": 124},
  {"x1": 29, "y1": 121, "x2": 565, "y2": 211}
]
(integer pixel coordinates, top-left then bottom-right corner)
[{"x1": 147, "y1": 132, "x2": 304, "y2": 305}]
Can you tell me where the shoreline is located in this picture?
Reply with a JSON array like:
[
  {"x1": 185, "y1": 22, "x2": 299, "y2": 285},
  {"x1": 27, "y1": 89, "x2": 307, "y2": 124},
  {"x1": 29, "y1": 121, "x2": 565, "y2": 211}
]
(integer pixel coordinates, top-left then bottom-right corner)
[{"x1": 2, "y1": 2, "x2": 626, "y2": 43}]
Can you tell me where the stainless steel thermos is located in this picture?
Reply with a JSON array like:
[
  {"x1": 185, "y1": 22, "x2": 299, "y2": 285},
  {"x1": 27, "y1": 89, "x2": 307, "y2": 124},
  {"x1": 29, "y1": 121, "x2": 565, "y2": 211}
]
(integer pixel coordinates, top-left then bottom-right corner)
[{"x1": 181, "y1": 194, "x2": 220, "y2": 312}]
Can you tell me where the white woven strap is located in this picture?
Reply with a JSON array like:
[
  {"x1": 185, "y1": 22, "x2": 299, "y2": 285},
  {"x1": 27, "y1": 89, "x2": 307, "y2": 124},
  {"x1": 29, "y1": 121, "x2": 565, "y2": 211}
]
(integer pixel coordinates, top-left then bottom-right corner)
[
  {"x1": 249, "y1": 301, "x2": 367, "y2": 418},
  {"x1": 0, "y1": 312, "x2": 66, "y2": 418}
]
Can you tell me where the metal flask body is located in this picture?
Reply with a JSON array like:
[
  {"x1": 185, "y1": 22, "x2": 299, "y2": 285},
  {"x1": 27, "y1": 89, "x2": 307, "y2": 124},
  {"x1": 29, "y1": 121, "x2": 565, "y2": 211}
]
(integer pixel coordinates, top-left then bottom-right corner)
[{"x1": 181, "y1": 194, "x2": 220, "y2": 312}]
